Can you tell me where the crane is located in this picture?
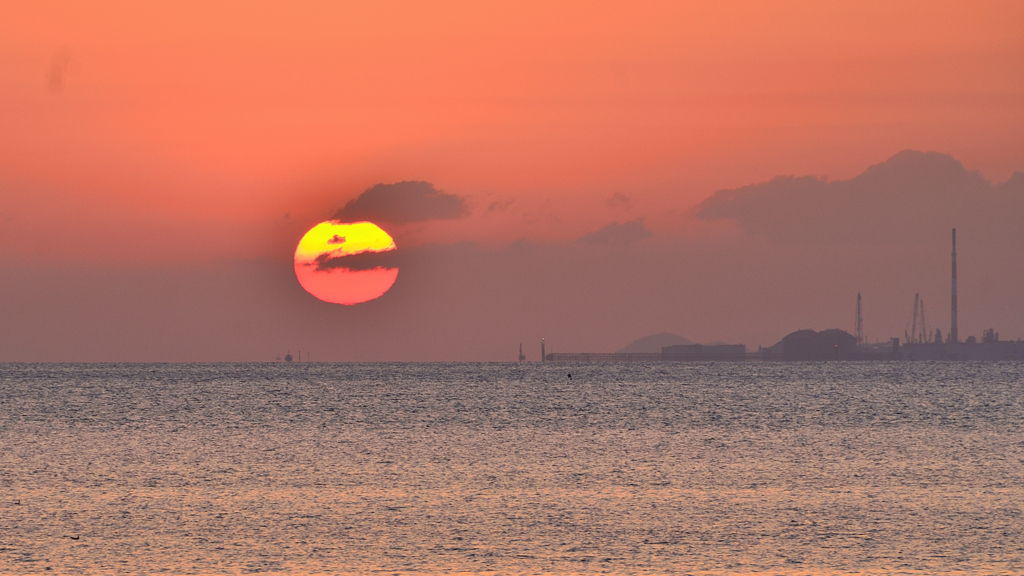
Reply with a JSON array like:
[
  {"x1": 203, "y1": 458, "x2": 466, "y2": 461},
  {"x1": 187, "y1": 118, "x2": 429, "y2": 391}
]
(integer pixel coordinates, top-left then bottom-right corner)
[{"x1": 906, "y1": 293, "x2": 920, "y2": 344}]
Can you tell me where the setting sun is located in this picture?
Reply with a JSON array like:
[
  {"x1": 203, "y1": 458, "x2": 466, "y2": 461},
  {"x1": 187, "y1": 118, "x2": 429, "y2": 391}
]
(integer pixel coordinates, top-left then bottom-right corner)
[{"x1": 293, "y1": 221, "x2": 398, "y2": 305}]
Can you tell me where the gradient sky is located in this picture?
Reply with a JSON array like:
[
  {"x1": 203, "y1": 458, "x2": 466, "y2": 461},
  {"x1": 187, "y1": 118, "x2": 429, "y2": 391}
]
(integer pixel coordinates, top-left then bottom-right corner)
[{"x1": 2, "y1": 2, "x2": 1023, "y2": 361}]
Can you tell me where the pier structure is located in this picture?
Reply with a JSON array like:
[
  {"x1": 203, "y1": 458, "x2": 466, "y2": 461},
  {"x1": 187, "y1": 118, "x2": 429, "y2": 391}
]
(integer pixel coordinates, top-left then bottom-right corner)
[{"x1": 544, "y1": 344, "x2": 748, "y2": 363}]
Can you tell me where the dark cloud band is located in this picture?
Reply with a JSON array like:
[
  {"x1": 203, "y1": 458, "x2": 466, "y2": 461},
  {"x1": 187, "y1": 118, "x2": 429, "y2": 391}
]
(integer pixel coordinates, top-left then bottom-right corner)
[{"x1": 312, "y1": 249, "x2": 401, "y2": 272}]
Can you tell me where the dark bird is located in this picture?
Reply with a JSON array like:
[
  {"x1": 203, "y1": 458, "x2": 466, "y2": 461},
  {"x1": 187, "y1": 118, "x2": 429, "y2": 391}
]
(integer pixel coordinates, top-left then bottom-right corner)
[
  {"x1": 69, "y1": 535, "x2": 79, "y2": 540},
  {"x1": 567, "y1": 373, "x2": 572, "y2": 380}
]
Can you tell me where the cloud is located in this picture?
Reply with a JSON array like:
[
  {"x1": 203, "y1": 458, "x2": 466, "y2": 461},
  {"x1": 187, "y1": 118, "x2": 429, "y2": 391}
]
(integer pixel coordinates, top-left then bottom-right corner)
[
  {"x1": 579, "y1": 218, "x2": 652, "y2": 245},
  {"x1": 333, "y1": 181, "x2": 468, "y2": 224},
  {"x1": 694, "y1": 150, "x2": 1024, "y2": 244},
  {"x1": 312, "y1": 249, "x2": 400, "y2": 272}
]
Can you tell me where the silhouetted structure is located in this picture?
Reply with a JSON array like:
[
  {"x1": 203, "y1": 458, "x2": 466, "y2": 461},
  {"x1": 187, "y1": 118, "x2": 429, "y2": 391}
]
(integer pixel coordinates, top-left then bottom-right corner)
[
  {"x1": 901, "y1": 340, "x2": 1022, "y2": 360},
  {"x1": 905, "y1": 294, "x2": 929, "y2": 344},
  {"x1": 855, "y1": 292, "x2": 863, "y2": 347},
  {"x1": 894, "y1": 228, "x2": 1022, "y2": 359},
  {"x1": 951, "y1": 228, "x2": 958, "y2": 343},
  {"x1": 544, "y1": 343, "x2": 747, "y2": 362}
]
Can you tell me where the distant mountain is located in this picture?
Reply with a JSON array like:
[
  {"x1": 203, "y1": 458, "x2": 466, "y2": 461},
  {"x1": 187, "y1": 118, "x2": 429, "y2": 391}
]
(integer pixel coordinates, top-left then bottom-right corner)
[{"x1": 617, "y1": 332, "x2": 692, "y2": 354}]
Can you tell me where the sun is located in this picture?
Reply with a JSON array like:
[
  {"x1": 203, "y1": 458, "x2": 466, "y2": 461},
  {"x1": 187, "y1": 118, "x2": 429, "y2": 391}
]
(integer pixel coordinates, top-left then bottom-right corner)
[{"x1": 294, "y1": 221, "x2": 399, "y2": 305}]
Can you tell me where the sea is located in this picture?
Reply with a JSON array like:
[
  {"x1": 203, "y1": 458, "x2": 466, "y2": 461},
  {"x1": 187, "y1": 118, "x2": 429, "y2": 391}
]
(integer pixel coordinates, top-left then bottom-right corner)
[{"x1": 1, "y1": 362, "x2": 1023, "y2": 575}]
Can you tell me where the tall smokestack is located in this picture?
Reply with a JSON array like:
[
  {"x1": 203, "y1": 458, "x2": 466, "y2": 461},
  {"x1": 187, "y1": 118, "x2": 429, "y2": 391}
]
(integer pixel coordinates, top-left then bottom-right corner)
[
  {"x1": 951, "y1": 228, "x2": 958, "y2": 343},
  {"x1": 855, "y1": 292, "x2": 863, "y2": 348}
]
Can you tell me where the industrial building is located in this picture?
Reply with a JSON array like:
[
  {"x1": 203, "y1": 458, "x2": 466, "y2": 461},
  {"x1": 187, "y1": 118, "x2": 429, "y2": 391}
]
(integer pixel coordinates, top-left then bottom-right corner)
[
  {"x1": 893, "y1": 229, "x2": 1021, "y2": 360},
  {"x1": 901, "y1": 340, "x2": 1021, "y2": 360}
]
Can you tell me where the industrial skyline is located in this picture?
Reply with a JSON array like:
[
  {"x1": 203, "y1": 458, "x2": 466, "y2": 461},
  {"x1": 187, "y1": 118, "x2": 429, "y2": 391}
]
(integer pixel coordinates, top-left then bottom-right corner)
[{"x1": 538, "y1": 228, "x2": 1022, "y2": 362}]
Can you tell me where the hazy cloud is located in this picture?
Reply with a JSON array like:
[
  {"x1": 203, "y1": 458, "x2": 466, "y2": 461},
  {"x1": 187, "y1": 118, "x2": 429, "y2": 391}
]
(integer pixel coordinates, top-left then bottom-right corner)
[
  {"x1": 333, "y1": 181, "x2": 467, "y2": 224},
  {"x1": 695, "y1": 150, "x2": 1024, "y2": 244},
  {"x1": 579, "y1": 218, "x2": 652, "y2": 245}
]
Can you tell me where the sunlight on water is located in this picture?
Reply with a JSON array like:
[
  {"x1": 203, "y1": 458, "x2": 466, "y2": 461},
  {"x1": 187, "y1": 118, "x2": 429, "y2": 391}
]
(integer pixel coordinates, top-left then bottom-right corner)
[{"x1": 1, "y1": 362, "x2": 1023, "y2": 574}]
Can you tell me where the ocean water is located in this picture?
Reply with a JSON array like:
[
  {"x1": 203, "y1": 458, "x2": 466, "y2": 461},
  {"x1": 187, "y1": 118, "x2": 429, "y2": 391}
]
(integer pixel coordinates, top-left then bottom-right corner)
[{"x1": 1, "y1": 362, "x2": 1023, "y2": 576}]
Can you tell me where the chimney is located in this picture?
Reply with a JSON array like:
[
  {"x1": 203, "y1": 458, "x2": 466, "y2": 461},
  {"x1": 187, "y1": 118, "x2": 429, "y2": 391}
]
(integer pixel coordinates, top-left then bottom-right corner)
[
  {"x1": 855, "y1": 292, "x2": 863, "y2": 348},
  {"x1": 951, "y1": 228, "x2": 958, "y2": 343}
]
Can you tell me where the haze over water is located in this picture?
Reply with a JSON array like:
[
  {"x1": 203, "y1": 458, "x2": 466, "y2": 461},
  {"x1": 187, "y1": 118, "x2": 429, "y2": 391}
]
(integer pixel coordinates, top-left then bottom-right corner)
[{"x1": 2, "y1": 362, "x2": 1023, "y2": 575}]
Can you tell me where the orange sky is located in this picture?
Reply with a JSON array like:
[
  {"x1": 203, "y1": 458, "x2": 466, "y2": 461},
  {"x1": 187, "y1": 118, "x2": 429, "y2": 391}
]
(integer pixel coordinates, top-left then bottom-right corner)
[
  {"x1": 3, "y1": 2, "x2": 1024, "y2": 362},
  {"x1": 2, "y1": 1, "x2": 1022, "y2": 264}
]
